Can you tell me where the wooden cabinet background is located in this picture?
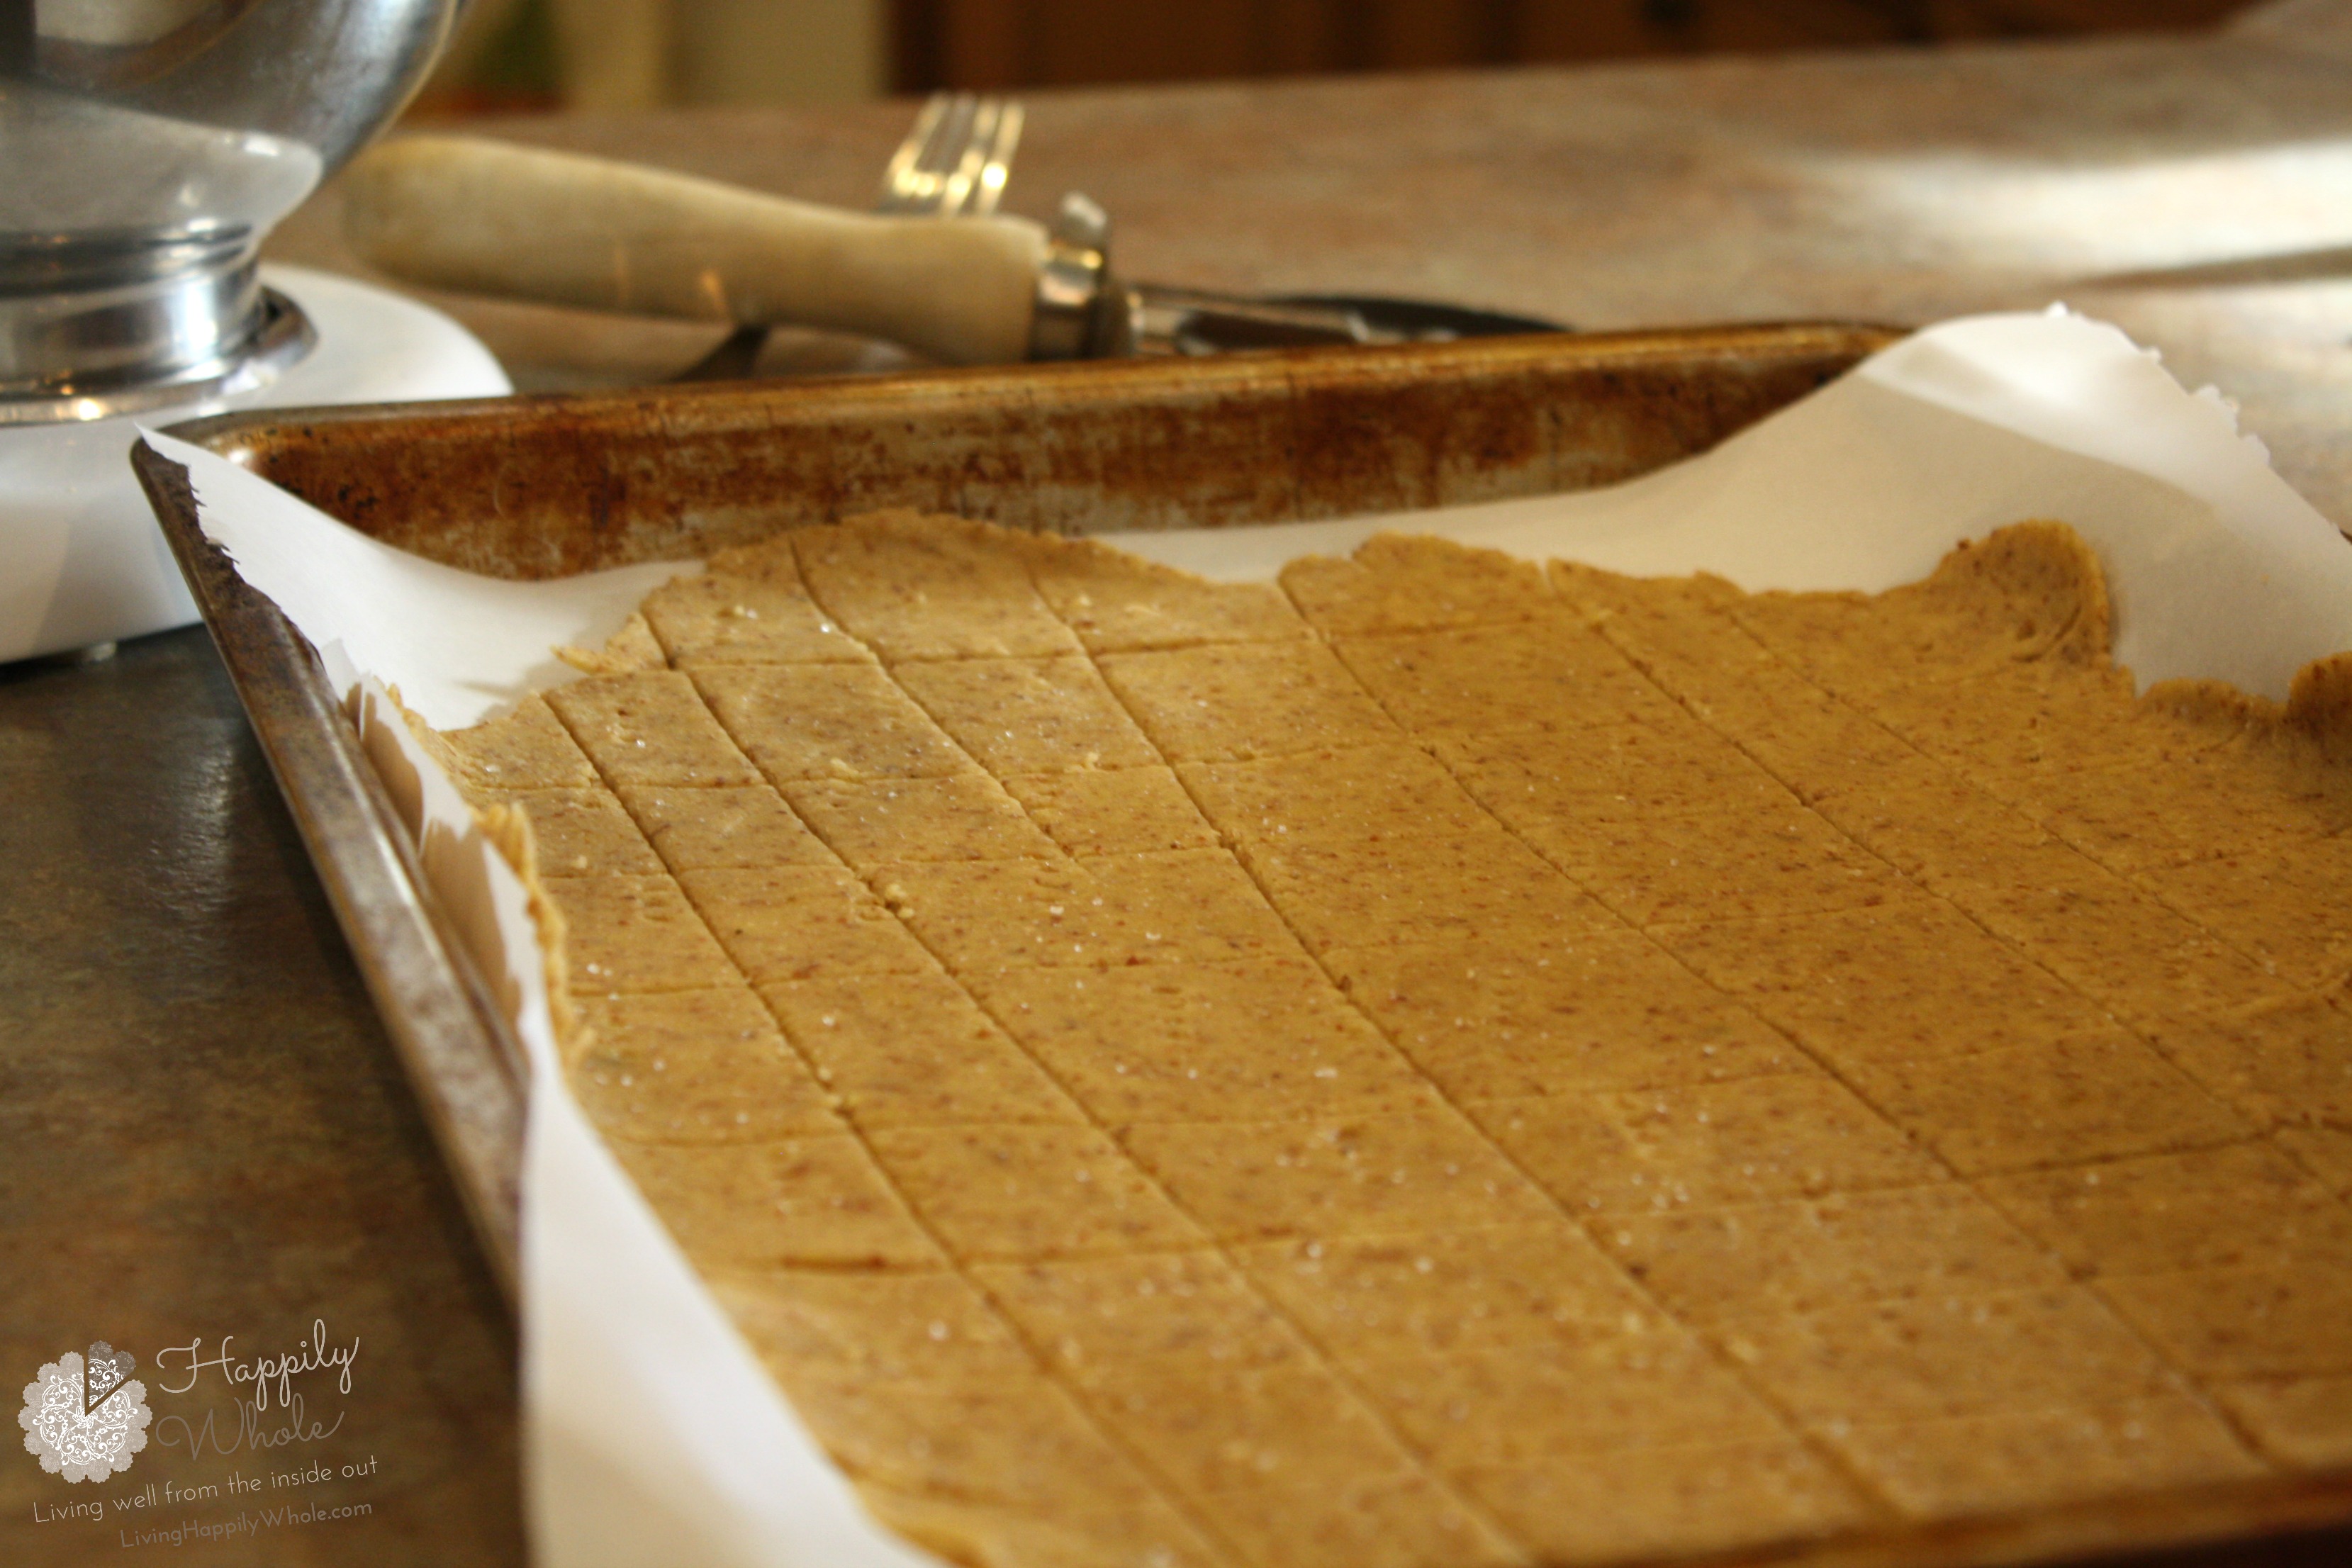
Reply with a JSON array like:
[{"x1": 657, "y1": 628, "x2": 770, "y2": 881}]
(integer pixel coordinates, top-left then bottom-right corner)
[{"x1": 893, "y1": 0, "x2": 2256, "y2": 90}]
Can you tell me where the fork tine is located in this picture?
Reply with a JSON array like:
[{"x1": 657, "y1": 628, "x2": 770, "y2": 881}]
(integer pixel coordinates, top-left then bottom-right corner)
[
  {"x1": 930, "y1": 94, "x2": 980, "y2": 191},
  {"x1": 934, "y1": 96, "x2": 997, "y2": 218},
  {"x1": 931, "y1": 95, "x2": 986, "y2": 211},
  {"x1": 877, "y1": 93, "x2": 953, "y2": 213},
  {"x1": 876, "y1": 92, "x2": 1023, "y2": 219},
  {"x1": 965, "y1": 99, "x2": 1023, "y2": 218},
  {"x1": 881, "y1": 93, "x2": 982, "y2": 214},
  {"x1": 923, "y1": 94, "x2": 977, "y2": 209}
]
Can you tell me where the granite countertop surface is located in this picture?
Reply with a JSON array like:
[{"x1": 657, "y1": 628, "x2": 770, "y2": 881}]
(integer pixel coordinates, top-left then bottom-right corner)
[{"x1": 11, "y1": 11, "x2": 2352, "y2": 1562}]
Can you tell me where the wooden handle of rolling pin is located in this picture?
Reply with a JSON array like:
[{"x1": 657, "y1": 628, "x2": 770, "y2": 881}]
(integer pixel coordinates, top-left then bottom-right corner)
[{"x1": 340, "y1": 135, "x2": 1048, "y2": 366}]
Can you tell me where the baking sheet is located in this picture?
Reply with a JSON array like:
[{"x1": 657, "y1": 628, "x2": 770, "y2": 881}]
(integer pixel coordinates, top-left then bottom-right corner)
[{"x1": 142, "y1": 306, "x2": 2352, "y2": 1568}]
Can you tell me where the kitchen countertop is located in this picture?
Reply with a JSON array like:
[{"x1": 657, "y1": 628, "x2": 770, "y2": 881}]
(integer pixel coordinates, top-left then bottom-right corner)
[
  {"x1": 13, "y1": 11, "x2": 2352, "y2": 1563},
  {"x1": 274, "y1": 6, "x2": 2352, "y2": 529}
]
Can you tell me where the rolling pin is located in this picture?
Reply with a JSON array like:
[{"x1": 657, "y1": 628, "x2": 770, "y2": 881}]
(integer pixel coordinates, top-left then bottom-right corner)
[
  {"x1": 340, "y1": 135, "x2": 1104, "y2": 365},
  {"x1": 340, "y1": 135, "x2": 1432, "y2": 364}
]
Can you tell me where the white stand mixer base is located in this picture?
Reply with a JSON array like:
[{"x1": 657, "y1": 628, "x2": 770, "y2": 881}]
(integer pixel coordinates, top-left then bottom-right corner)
[{"x1": 1, "y1": 264, "x2": 509, "y2": 663}]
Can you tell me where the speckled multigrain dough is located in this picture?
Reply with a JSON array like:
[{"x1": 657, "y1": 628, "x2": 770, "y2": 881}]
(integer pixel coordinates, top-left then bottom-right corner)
[{"x1": 426, "y1": 510, "x2": 2352, "y2": 1567}]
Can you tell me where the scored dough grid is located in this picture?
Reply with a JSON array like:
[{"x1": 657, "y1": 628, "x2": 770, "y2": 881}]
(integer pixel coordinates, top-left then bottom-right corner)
[
  {"x1": 1073, "y1": 597, "x2": 1900, "y2": 1541},
  {"x1": 1276, "y1": 542, "x2": 2282, "y2": 1520},
  {"x1": 1097, "y1": 536, "x2": 2281, "y2": 1538},
  {"x1": 519, "y1": 534, "x2": 1531, "y2": 1567},
  {"x1": 773, "y1": 532, "x2": 1528, "y2": 1566},
  {"x1": 432, "y1": 515, "x2": 2352, "y2": 1568},
  {"x1": 1532, "y1": 553, "x2": 2352, "y2": 1482}
]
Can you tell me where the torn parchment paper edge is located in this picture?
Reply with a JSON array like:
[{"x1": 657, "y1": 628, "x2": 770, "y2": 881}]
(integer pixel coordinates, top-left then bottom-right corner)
[{"x1": 138, "y1": 306, "x2": 2352, "y2": 1568}]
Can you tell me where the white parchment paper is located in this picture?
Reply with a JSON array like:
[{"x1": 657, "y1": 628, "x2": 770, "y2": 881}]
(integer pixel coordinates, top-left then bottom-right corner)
[{"x1": 138, "y1": 307, "x2": 2352, "y2": 1568}]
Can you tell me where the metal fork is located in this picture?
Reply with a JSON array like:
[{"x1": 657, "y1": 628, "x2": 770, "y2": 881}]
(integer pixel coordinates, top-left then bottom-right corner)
[
  {"x1": 676, "y1": 93, "x2": 1026, "y2": 379},
  {"x1": 876, "y1": 93, "x2": 1024, "y2": 218}
]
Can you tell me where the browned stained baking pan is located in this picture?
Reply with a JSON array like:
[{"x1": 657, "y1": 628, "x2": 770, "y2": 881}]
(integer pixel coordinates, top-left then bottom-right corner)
[
  {"x1": 172, "y1": 325, "x2": 1889, "y2": 576},
  {"x1": 134, "y1": 325, "x2": 2352, "y2": 1568}
]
